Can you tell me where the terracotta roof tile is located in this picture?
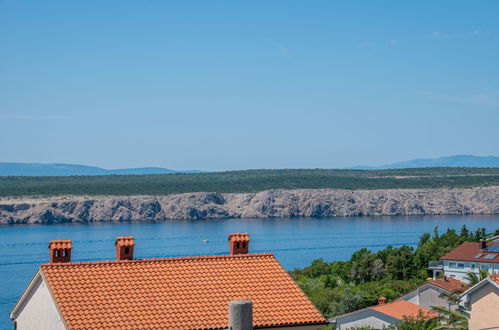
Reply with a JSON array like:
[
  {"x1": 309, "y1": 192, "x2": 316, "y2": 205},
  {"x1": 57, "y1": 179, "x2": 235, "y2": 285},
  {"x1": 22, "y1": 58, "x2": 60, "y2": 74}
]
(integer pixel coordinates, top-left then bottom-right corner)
[
  {"x1": 48, "y1": 240, "x2": 72, "y2": 250},
  {"x1": 41, "y1": 253, "x2": 326, "y2": 329},
  {"x1": 228, "y1": 233, "x2": 250, "y2": 242},
  {"x1": 441, "y1": 242, "x2": 499, "y2": 263},
  {"x1": 371, "y1": 300, "x2": 439, "y2": 321},
  {"x1": 430, "y1": 277, "x2": 468, "y2": 293},
  {"x1": 115, "y1": 236, "x2": 134, "y2": 247},
  {"x1": 489, "y1": 274, "x2": 499, "y2": 285}
]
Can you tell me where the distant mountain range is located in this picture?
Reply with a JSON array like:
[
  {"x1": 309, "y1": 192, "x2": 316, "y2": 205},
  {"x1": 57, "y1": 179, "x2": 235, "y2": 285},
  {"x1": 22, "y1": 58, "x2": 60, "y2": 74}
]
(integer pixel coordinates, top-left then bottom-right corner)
[
  {"x1": 352, "y1": 155, "x2": 499, "y2": 169},
  {"x1": 0, "y1": 163, "x2": 203, "y2": 176},
  {"x1": 1, "y1": 155, "x2": 498, "y2": 176}
]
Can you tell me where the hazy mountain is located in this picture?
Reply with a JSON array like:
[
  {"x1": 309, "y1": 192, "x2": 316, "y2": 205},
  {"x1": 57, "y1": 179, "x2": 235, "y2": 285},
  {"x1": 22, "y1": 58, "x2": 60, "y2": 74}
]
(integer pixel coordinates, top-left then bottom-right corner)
[
  {"x1": 0, "y1": 163, "x2": 203, "y2": 176},
  {"x1": 352, "y1": 155, "x2": 499, "y2": 169}
]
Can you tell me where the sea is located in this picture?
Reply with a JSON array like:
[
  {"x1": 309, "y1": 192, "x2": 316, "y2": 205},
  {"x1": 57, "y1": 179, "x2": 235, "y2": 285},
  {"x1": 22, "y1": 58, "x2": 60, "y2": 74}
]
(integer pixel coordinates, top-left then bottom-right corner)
[{"x1": 1, "y1": 215, "x2": 498, "y2": 329}]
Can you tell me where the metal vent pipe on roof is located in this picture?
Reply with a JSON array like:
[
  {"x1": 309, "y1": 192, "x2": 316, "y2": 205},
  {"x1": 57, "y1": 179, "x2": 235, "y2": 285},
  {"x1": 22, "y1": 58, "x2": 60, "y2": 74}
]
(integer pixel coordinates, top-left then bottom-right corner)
[{"x1": 228, "y1": 300, "x2": 253, "y2": 330}]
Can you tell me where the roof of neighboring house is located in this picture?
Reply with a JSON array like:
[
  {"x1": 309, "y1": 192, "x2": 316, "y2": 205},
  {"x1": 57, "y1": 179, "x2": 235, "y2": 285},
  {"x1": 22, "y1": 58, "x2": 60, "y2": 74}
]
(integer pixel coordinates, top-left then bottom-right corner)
[
  {"x1": 460, "y1": 274, "x2": 499, "y2": 300},
  {"x1": 429, "y1": 276, "x2": 468, "y2": 293},
  {"x1": 371, "y1": 300, "x2": 439, "y2": 321},
  {"x1": 39, "y1": 253, "x2": 326, "y2": 329},
  {"x1": 330, "y1": 300, "x2": 438, "y2": 323},
  {"x1": 440, "y1": 242, "x2": 499, "y2": 263}
]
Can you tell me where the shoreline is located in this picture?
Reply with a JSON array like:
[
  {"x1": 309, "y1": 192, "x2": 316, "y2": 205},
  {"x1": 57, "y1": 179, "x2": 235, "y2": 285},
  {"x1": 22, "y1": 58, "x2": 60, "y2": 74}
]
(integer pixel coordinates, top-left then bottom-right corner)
[{"x1": 1, "y1": 186, "x2": 499, "y2": 224}]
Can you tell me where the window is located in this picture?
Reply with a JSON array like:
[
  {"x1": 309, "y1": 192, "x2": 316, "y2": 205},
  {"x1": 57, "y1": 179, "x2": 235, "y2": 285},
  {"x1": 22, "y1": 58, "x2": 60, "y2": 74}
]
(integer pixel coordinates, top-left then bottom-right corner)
[
  {"x1": 55, "y1": 250, "x2": 60, "y2": 258},
  {"x1": 481, "y1": 264, "x2": 490, "y2": 270},
  {"x1": 62, "y1": 250, "x2": 68, "y2": 257},
  {"x1": 236, "y1": 242, "x2": 240, "y2": 249},
  {"x1": 449, "y1": 262, "x2": 457, "y2": 268},
  {"x1": 457, "y1": 263, "x2": 465, "y2": 268},
  {"x1": 471, "y1": 264, "x2": 476, "y2": 270},
  {"x1": 124, "y1": 247, "x2": 130, "y2": 254},
  {"x1": 242, "y1": 242, "x2": 246, "y2": 249}
]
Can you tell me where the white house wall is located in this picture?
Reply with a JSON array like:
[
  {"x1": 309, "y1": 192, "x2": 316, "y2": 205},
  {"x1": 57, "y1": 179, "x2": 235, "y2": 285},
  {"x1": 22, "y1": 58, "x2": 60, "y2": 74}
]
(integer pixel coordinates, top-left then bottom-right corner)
[
  {"x1": 443, "y1": 260, "x2": 498, "y2": 282},
  {"x1": 418, "y1": 286, "x2": 452, "y2": 310},
  {"x1": 399, "y1": 283, "x2": 458, "y2": 310},
  {"x1": 13, "y1": 276, "x2": 65, "y2": 330},
  {"x1": 334, "y1": 309, "x2": 396, "y2": 330},
  {"x1": 400, "y1": 288, "x2": 419, "y2": 305}
]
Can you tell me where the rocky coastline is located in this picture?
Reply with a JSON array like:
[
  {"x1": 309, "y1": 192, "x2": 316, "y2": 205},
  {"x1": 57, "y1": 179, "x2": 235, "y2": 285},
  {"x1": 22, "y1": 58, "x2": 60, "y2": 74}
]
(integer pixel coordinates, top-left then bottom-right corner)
[{"x1": 1, "y1": 186, "x2": 498, "y2": 224}]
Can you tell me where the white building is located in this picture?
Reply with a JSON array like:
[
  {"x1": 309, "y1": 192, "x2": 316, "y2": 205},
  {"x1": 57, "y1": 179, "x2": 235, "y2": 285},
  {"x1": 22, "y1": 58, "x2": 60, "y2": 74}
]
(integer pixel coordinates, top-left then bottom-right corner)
[{"x1": 429, "y1": 240, "x2": 499, "y2": 282}]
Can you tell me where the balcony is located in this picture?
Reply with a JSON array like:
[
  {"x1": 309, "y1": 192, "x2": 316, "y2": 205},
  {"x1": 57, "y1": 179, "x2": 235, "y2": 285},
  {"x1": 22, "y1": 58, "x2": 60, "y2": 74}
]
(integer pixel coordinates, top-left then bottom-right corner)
[{"x1": 428, "y1": 261, "x2": 443, "y2": 270}]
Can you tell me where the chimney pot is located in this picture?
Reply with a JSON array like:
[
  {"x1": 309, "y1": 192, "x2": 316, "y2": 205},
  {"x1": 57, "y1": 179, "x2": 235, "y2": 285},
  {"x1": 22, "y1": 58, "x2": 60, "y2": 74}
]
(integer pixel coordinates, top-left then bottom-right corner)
[
  {"x1": 378, "y1": 296, "x2": 387, "y2": 305},
  {"x1": 115, "y1": 236, "x2": 135, "y2": 261},
  {"x1": 48, "y1": 240, "x2": 72, "y2": 263},
  {"x1": 479, "y1": 239, "x2": 487, "y2": 250},
  {"x1": 228, "y1": 233, "x2": 250, "y2": 255}
]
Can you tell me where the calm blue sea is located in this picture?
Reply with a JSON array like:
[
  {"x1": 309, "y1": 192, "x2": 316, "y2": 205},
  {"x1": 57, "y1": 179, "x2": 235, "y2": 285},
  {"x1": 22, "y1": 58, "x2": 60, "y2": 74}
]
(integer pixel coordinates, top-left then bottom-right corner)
[{"x1": 1, "y1": 215, "x2": 498, "y2": 329}]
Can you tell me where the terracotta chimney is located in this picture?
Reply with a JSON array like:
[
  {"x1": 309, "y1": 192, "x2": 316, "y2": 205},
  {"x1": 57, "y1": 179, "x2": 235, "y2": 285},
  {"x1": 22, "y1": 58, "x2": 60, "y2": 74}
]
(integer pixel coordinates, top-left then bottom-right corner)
[
  {"x1": 115, "y1": 236, "x2": 135, "y2": 261},
  {"x1": 48, "y1": 240, "x2": 72, "y2": 263},
  {"x1": 378, "y1": 297, "x2": 387, "y2": 305},
  {"x1": 228, "y1": 233, "x2": 250, "y2": 255}
]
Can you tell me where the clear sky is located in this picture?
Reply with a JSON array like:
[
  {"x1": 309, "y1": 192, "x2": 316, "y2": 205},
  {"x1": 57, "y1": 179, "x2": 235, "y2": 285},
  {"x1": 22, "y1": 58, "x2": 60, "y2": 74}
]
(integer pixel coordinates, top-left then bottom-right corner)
[{"x1": 1, "y1": 1, "x2": 498, "y2": 171}]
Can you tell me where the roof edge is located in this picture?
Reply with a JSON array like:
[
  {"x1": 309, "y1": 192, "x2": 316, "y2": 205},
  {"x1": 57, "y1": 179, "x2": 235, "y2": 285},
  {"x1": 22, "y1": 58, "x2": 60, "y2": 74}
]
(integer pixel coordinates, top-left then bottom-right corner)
[
  {"x1": 329, "y1": 306, "x2": 400, "y2": 323},
  {"x1": 397, "y1": 282, "x2": 452, "y2": 302},
  {"x1": 460, "y1": 277, "x2": 499, "y2": 298},
  {"x1": 40, "y1": 270, "x2": 69, "y2": 329},
  {"x1": 41, "y1": 252, "x2": 275, "y2": 267},
  {"x1": 255, "y1": 321, "x2": 330, "y2": 328},
  {"x1": 10, "y1": 270, "x2": 42, "y2": 320}
]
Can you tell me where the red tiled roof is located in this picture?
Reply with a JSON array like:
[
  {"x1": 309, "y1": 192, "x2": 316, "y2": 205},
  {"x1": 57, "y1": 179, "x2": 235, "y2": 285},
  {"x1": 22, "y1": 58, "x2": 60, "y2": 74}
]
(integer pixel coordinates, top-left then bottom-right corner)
[
  {"x1": 371, "y1": 300, "x2": 439, "y2": 321},
  {"x1": 429, "y1": 277, "x2": 468, "y2": 293},
  {"x1": 41, "y1": 253, "x2": 326, "y2": 329},
  {"x1": 440, "y1": 242, "x2": 499, "y2": 263},
  {"x1": 490, "y1": 274, "x2": 499, "y2": 285}
]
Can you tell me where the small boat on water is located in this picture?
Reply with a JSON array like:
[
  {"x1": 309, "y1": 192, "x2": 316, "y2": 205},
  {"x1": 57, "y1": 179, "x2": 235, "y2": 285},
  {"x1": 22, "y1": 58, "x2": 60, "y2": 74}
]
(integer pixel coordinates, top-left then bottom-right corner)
[{"x1": 201, "y1": 239, "x2": 209, "y2": 243}]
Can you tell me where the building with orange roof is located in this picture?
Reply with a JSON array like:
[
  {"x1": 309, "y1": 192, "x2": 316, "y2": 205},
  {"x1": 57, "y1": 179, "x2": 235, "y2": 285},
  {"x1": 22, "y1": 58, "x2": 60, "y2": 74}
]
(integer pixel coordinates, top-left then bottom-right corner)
[
  {"x1": 429, "y1": 239, "x2": 499, "y2": 282},
  {"x1": 10, "y1": 233, "x2": 327, "y2": 330},
  {"x1": 398, "y1": 275, "x2": 467, "y2": 310},
  {"x1": 460, "y1": 274, "x2": 499, "y2": 330},
  {"x1": 329, "y1": 297, "x2": 439, "y2": 330}
]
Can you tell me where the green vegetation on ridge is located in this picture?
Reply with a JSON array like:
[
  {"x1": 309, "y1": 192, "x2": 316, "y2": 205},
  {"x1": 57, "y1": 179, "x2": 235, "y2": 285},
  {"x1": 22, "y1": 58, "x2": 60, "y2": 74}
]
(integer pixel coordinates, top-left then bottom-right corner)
[
  {"x1": 1, "y1": 167, "x2": 499, "y2": 197},
  {"x1": 291, "y1": 226, "x2": 499, "y2": 320}
]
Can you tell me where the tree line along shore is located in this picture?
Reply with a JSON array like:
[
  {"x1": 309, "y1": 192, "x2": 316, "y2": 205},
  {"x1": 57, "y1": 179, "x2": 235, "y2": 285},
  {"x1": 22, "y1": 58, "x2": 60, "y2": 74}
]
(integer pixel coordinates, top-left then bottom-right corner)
[{"x1": 1, "y1": 167, "x2": 499, "y2": 197}]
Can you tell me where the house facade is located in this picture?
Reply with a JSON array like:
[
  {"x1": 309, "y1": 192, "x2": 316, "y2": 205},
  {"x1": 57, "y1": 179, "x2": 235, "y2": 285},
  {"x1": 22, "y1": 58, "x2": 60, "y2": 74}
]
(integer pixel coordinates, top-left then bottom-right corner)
[
  {"x1": 398, "y1": 276, "x2": 467, "y2": 310},
  {"x1": 11, "y1": 234, "x2": 327, "y2": 330},
  {"x1": 460, "y1": 275, "x2": 499, "y2": 330},
  {"x1": 429, "y1": 240, "x2": 499, "y2": 282},
  {"x1": 329, "y1": 298, "x2": 438, "y2": 330}
]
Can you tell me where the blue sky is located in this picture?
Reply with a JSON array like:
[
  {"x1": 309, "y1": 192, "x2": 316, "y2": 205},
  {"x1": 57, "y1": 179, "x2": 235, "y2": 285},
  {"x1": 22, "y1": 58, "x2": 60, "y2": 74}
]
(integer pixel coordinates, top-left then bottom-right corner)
[{"x1": 1, "y1": 1, "x2": 498, "y2": 171}]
